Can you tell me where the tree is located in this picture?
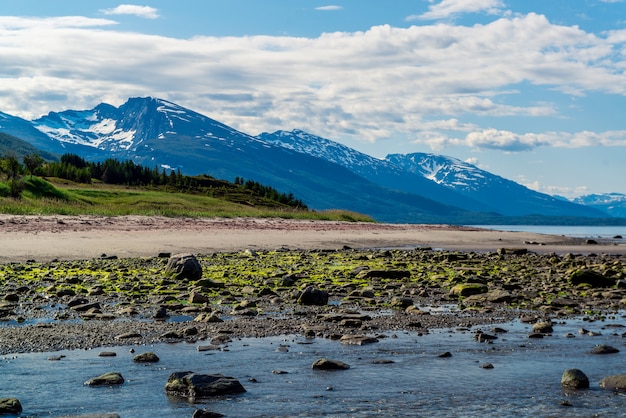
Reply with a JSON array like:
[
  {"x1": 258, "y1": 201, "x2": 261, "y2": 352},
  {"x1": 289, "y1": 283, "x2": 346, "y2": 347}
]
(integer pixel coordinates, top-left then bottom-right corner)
[
  {"x1": 22, "y1": 153, "x2": 44, "y2": 178},
  {"x1": 0, "y1": 154, "x2": 21, "y2": 180}
]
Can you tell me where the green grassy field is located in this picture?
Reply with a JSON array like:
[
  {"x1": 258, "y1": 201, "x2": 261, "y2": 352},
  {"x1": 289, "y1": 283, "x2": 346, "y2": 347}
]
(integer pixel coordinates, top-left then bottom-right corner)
[{"x1": 0, "y1": 176, "x2": 373, "y2": 222}]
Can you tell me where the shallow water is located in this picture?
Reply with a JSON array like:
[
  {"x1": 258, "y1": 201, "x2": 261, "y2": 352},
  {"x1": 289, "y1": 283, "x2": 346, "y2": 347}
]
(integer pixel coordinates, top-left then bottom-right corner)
[{"x1": 3, "y1": 316, "x2": 626, "y2": 417}]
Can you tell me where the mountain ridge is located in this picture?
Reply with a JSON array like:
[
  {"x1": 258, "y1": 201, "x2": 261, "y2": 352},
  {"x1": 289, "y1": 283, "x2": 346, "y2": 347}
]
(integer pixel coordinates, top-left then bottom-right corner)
[{"x1": 0, "y1": 96, "x2": 614, "y2": 223}]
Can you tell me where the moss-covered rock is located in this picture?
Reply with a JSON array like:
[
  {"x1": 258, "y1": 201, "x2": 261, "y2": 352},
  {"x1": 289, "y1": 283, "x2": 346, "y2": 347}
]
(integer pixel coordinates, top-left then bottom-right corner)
[{"x1": 450, "y1": 283, "x2": 489, "y2": 297}]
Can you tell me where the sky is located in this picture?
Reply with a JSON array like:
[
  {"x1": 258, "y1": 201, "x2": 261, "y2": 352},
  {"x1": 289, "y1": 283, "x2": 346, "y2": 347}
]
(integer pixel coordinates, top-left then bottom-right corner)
[{"x1": 0, "y1": 1, "x2": 625, "y2": 198}]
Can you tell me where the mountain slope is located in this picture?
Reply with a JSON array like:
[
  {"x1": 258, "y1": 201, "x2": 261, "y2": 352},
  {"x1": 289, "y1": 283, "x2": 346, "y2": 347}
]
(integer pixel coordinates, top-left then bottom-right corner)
[
  {"x1": 258, "y1": 130, "x2": 492, "y2": 213},
  {"x1": 9, "y1": 97, "x2": 471, "y2": 223},
  {"x1": 386, "y1": 153, "x2": 605, "y2": 218},
  {"x1": 573, "y1": 193, "x2": 626, "y2": 218},
  {"x1": 0, "y1": 132, "x2": 58, "y2": 161}
]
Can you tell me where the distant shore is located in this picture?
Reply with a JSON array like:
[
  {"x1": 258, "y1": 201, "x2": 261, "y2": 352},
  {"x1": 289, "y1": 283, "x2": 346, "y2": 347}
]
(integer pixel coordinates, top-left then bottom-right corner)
[{"x1": 1, "y1": 215, "x2": 624, "y2": 263}]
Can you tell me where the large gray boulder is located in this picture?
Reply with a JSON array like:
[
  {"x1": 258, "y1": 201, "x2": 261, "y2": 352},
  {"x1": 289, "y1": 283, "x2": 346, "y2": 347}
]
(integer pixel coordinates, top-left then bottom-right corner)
[
  {"x1": 165, "y1": 372, "x2": 246, "y2": 399},
  {"x1": 311, "y1": 358, "x2": 350, "y2": 370},
  {"x1": 165, "y1": 253, "x2": 203, "y2": 281},
  {"x1": 561, "y1": 369, "x2": 589, "y2": 389}
]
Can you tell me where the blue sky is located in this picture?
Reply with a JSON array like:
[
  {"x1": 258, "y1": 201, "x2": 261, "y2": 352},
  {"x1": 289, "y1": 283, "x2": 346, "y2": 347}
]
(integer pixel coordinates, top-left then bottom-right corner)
[{"x1": 1, "y1": 1, "x2": 625, "y2": 198}]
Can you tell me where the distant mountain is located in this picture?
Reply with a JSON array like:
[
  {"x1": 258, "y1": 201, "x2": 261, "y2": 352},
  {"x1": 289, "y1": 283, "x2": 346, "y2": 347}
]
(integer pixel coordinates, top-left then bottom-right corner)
[
  {"x1": 0, "y1": 96, "x2": 612, "y2": 223},
  {"x1": 258, "y1": 130, "x2": 492, "y2": 213},
  {"x1": 259, "y1": 129, "x2": 604, "y2": 218},
  {"x1": 572, "y1": 193, "x2": 626, "y2": 218},
  {"x1": 2, "y1": 97, "x2": 469, "y2": 223},
  {"x1": 386, "y1": 153, "x2": 605, "y2": 218}
]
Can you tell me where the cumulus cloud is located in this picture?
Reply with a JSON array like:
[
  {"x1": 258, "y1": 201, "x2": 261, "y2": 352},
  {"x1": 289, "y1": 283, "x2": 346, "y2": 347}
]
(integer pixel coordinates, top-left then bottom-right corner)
[
  {"x1": 100, "y1": 4, "x2": 160, "y2": 19},
  {"x1": 408, "y1": 0, "x2": 505, "y2": 21},
  {"x1": 315, "y1": 5, "x2": 343, "y2": 11},
  {"x1": 0, "y1": 13, "x2": 625, "y2": 145}
]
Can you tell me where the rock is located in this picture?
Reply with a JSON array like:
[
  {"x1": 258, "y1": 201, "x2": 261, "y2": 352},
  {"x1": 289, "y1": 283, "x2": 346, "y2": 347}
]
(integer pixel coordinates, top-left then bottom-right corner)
[
  {"x1": 84, "y1": 372, "x2": 125, "y2": 386},
  {"x1": 57, "y1": 414, "x2": 120, "y2": 418},
  {"x1": 165, "y1": 253, "x2": 203, "y2": 281},
  {"x1": 311, "y1": 358, "x2": 350, "y2": 370},
  {"x1": 390, "y1": 296, "x2": 414, "y2": 308},
  {"x1": 297, "y1": 286, "x2": 329, "y2": 306},
  {"x1": 0, "y1": 398, "x2": 22, "y2": 414},
  {"x1": 165, "y1": 372, "x2": 246, "y2": 399},
  {"x1": 98, "y1": 351, "x2": 117, "y2": 357},
  {"x1": 438, "y1": 352, "x2": 452, "y2": 358},
  {"x1": 532, "y1": 321, "x2": 553, "y2": 334},
  {"x1": 153, "y1": 306, "x2": 168, "y2": 319},
  {"x1": 357, "y1": 269, "x2": 411, "y2": 280},
  {"x1": 192, "y1": 410, "x2": 225, "y2": 418},
  {"x1": 450, "y1": 283, "x2": 489, "y2": 297},
  {"x1": 115, "y1": 332, "x2": 142, "y2": 340},
  {"x1": 600, "y1": 374, "x2": 626, "y2": 391},
  {"x1": 570, "y1": 269, "x2": 614, "y2": 288},
  {"x1": 591, "y1": 345, "x2": 620, "y2": 354},
  {"x1": 480, "y1": 363, "x2": 494, "y2": 369},
  {"x1": 189, "y1": 292, "x2": 210, "y2": 304},
  {"x1": 133, "y1": 352, "x2": 160, "y2": 363},
  {"x1": 339, "y1": 334, "x2": 379, "y2": 345},
  {"x1": 561, "y1": 369, "x2": 590, "y2": 389},
  {"x1": 497, "y1": 248, "x2": 528, "y2": 255},
  {"x1": 194, "y1": 312, "x2": 223, "y2": 323},
  {"x1": 405, "y1": 305, "x2": 429, "y2": 315},
  {"x1": 2, "y1": 293, "x2": 19, "y2": 302}
]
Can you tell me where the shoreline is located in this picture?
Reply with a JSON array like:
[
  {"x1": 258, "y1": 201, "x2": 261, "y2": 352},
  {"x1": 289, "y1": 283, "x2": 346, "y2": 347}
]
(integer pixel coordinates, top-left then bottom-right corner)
[
  {"x1": 0, "y1": 215, "x2": 625, "y2": 356},
  {"x1": 1, "y1": 215, "x2": 624, "y2": 263}
]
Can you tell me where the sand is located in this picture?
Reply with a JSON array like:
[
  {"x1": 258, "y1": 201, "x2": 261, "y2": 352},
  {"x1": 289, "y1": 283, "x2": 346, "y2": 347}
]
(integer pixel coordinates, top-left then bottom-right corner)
[{"x1": 1, "y1": 215, "x2": 623, "y2": 262}]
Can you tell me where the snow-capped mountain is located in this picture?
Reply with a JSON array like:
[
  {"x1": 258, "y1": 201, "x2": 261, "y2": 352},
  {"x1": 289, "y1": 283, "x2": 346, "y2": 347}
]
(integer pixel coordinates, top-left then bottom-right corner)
[
  {"x1": 260, "y1": 130, "x2": 605, "y2": 218},
  {"x1": 386, "y1": 153, "x2": 605, "y2": 218},
  {"x1": 1, "y1": 97, "x2": 465, "y2": 223},
  {"x1": 572, "y1": 193, "x2": 626, "y2": 218},
  {"x1": 0, "y1": 97, "x2": 613, "y2": 222},
  {"x1": 258, "y1": 130, "x2": 491, "y2": 213}
]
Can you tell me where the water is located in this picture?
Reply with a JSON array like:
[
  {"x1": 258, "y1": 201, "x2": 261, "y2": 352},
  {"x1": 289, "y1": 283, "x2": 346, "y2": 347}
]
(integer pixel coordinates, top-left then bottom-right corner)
[
  {"x1": 3, "y1": 317, "x2": 626, "y2": 417},
  {"x1": 473, "y1": 225, "x2": 626, "y2": 239}
]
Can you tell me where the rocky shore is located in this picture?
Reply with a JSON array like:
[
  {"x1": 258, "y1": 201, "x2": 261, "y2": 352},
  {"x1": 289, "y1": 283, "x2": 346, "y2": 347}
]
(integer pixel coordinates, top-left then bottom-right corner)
[{"x1": 1, "y1": 245, "x2": 625, "y2": 356}]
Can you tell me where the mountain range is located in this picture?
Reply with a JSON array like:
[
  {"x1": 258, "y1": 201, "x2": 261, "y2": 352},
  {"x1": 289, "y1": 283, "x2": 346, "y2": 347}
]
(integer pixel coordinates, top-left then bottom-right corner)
[{"x1": 0, "y1": 97, "x2": 619, "y2": 223}]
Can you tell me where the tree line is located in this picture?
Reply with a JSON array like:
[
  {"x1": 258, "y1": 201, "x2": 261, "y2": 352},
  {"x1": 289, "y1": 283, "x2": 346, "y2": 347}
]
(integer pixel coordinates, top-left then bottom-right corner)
[{"x1": 0, "y1": 152, "x2": 306, "y2": 208}]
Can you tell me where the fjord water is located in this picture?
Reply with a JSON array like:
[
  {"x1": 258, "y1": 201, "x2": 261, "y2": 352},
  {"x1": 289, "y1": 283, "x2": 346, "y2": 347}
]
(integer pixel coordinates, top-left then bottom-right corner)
[
  {"x1": 3, "y1": 316, "x2": 626, "y2": 417},
  {"x1": 475, "y1": 225, "x2": 626, "y2": 239}
]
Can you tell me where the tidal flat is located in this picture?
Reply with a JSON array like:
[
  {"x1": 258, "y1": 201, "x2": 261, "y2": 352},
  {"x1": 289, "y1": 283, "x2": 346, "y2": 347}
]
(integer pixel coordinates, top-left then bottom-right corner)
[
  {"x1": 1, "y1": 247, "x2": 625, "y2": 354},
  {"x1": 2, "y1": 248, "x2": 626, "y2": 417}
]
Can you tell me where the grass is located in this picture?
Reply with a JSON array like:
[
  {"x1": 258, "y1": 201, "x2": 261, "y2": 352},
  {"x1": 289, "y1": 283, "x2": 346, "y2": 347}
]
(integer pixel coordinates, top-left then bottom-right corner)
[{"x1": 0, "y1": 176, "x2": 374, "y2": 222}]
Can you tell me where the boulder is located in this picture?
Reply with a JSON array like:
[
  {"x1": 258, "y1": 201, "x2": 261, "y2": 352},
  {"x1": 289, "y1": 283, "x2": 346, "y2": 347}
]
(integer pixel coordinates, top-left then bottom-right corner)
[
  {"x1": 0, "y1": 398, "x2": 22, "y2": 414},
  {"x1": 390, "y1": 296, "x2": 414, "y2": 308},
  {"x1": 570, "y1": 269, "x2": 614, "y2": 288},
  {"x1": 450, "y1": 283, "x2": 488, "y2": 297},
  {"x1": 561, "y1": 369, "x2": 589, "y2": 389},
  {"x1": 189, "y1": 291, "x2": 210, "y2": 304},
  {"x1": 165, "y1": 254, "x2": 203, "y2": 281},
  {"x1": 84, "y1": 372, "x2": 125, "y2": 386},
  {"x1": 339, "y1": 334, "x2": 379, "y2": 345},
  {"x1": 600, "y1": 374, "x2": 626, "y2": 391},
  {"x1": 165, "y1": 372, "x2": 246, "y2": 399},
  {"x1": 311, "y1": 358, "x2": 350, "y2": 370},
  {"x1": 297, "y1": 286, "x2": 329, "y2": 306},
  {"x1": 133, "y1": 352, "x2": 160, "y2": 363},
  {"x1": 193, "y1": 410, "x2": 225, "y2": 418},
  {"x1": 532, "y1": 321, "x2": 553, "y2": 334},
  {"x1": 591, "y1": 345, "x2": 619, "y2": 354}
]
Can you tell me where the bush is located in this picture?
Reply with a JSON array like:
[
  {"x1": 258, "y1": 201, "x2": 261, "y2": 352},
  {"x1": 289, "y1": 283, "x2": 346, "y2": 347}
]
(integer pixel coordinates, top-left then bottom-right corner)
[{"x1": 7, "y1": 178, "x2": 25, "y2": 198}]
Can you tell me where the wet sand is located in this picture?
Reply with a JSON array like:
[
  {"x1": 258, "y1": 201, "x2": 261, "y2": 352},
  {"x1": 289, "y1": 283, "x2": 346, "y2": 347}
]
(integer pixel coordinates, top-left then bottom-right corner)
[{"x1": 1, "y1": 215, "x2": 623, "y2": 262}]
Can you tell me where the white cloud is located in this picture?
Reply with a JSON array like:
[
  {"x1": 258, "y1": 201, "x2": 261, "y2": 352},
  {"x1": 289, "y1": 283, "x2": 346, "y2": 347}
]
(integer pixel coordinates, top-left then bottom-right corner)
[
  {"x1": 315, "y1": 6, "x2": 343, "y2": 11},
  {"x1": 101, "y1": 4, "x2": 160, "y2": 19},
  {"x1": 0, "y1": 13, "x2": 625, "y2": 146},
  {"x1": 408, "y1": 0, "x2": 505, "y2": 21}
]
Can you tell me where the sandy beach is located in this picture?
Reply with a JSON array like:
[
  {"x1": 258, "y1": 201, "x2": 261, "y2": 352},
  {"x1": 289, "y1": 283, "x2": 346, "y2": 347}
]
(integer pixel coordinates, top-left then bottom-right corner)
[{"x1": 1, "y1": 215, "x2": 624, "y2": 262}]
